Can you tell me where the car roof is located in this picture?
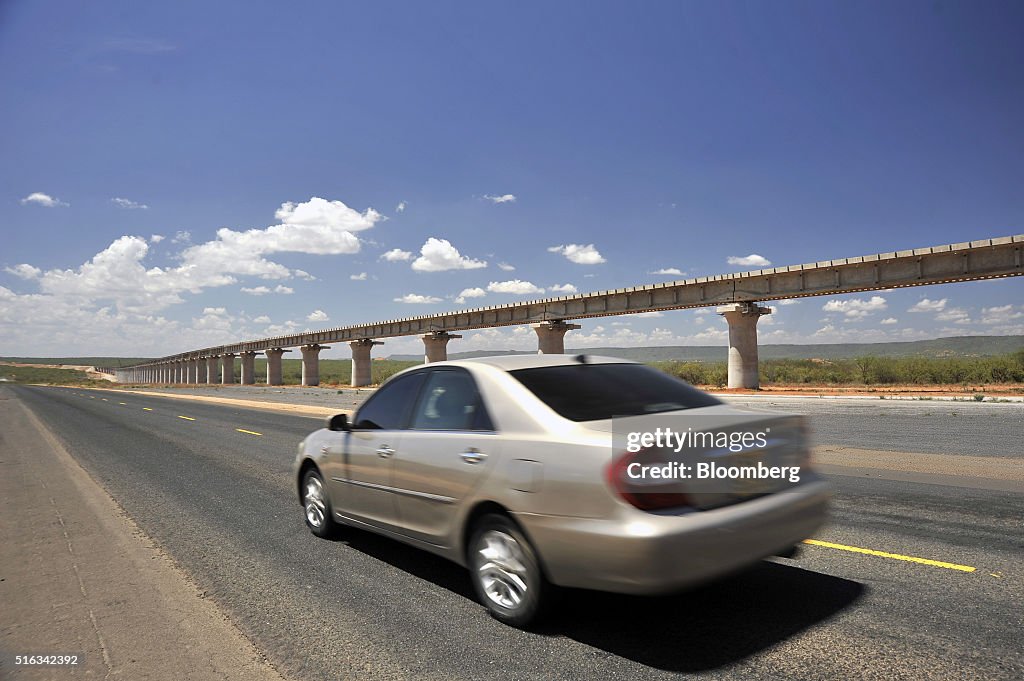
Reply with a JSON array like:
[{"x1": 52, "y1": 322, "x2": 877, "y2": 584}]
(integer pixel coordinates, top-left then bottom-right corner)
[{"x1": 440, "y1": 354, "x2": 637, "y2": 372}]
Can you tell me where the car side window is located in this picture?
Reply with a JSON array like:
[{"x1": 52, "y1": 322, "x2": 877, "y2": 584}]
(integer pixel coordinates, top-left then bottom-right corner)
[
  {"x1": 409, "y1": 370, "x2": 494, "y2": 432},
  {"x1": 352, "y1": 371, "x2": 426, "y2": 430}
]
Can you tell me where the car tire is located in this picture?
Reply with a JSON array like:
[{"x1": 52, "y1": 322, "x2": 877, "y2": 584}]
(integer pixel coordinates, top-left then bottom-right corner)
[
  {"x1": 468, "y1": 514, "x2": 548, "y2": 628},
  {"x1": 302, "y1": 468, "x2": 338, "y2": 538}
]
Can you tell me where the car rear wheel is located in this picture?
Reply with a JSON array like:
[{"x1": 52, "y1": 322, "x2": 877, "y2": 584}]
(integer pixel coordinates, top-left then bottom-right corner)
[
  {"x1": 302, "y1": 469, "x2": 337, "y2": 538},
  {"x1": 469, "y1": 514, "x2": 547, "y2": 628}
]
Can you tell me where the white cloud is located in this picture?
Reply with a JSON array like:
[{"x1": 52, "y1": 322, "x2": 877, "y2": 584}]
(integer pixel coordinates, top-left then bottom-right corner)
[
  {"x1": 547, "y1": 244, "x2": 606, "y2": 265},
  {"x1": 4, "y1": 264, "x2": 41, "y2": 280},
  {"x1": 102, "y1": 37, "x2": 177, "y2": 54},
  {"x1": 350, "y1": 272, "x2": 368, "y2": 281},
  {"x1": 252, "y1": 315, "x2": 271, "y2": 323},
  {"x1": 411, "y1": 237, "x2": 487, "y2": 272},
  {"x1": 241, "y1": 284, "x2": 294, "y2": 296},
  {"x1": 171, "y1": 231, "x2": 191, "y2": 244},
  {"x1": 454, "y1": 287, "x2": 487, "y2": 304},
  {"x1": 20, "y1": 192, "x2": 67, "y2": 208},
  {"x1": 294, "y1": 269, "x2": 316, "y2": 280},
  {"x1": 634, "y1": 311, "x2": 664, "y2": 318},
  {"x1": 497, "y1": 262, "x2": 516, "y2": 271},
  {"x1": 307, "y1": 310, "x2": 329, "y2": 322},
  {"x1": 274, "y1": 196, "x2": 380, "y2": 234},
  {"x1": 980, "y1": 304, "x2": 1023, "y2": 325},
  {"x1": 396, "y1": 200, "x2": 407, "y2": 213},
  {"x1": 909, "y1": 298, "x2": 947, "y2": 313},
  {"x1": 487, "y1": 280, "x2": 545, "y2": 295},
  {"x1": 150, "y1": 234, "x2": 165, "y2": 243},
  {"x1": 822, "y1": 296, "x2": 887, "y2": 319},
  {"x1": 111, "y1": 197, "x2": 148, "y2": 210},
  {"x1": 936, "y1": 307, "x2": 970, "y2": 323},
  {"x1": 727, "y1": 254, "x2": 771, "y2": 267},
  {"x1": 650, "y1": 268, "x2": 685, "y2": 276},
  {"x1": 775, "y1": 299, "x2": 799, "y2": 306},
  {"x1": 484, "y1": 194, "x2": 516, "y2": 204},
  {"x1": 381, "y1": 248, "x2": 413, "y2": 262},
  {"x1": 184, "y1": 198, "x2": 378, "y2": 282},
  {"x1": 880, "y1": 317, "x2": 898, "y2": 325},
  {"x1": 548, "y1": 283, "x2": 578, "y2": 294},
  {"x1": 395, "y1": 293, "x2": 442, "y2": 304}
]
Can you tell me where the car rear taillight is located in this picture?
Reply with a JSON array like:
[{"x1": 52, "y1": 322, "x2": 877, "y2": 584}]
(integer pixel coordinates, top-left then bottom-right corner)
[{"x1": 605, "y1": 450, "x2": 693, "y2": 511}]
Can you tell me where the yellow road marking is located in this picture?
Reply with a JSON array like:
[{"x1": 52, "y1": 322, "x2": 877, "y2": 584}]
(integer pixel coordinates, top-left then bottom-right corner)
[
  {"x1": 802, "y1": 539, "x2": 976, "y2": 572},
  {"x1": 142, "y1": 407, "x2": 153, "y2": 411},
  {"x1": 236, "y1": 428, "x2": 263, "y2": 436},
  {"x1": 118, "y1": 402, "x2": 127, "y2": 405},
  {"x1": 101, "y1": 398, "x2": 108, "y2": 401},
  {"x1": 177, "y1": 415, "x2": 195, "y2": 421}
]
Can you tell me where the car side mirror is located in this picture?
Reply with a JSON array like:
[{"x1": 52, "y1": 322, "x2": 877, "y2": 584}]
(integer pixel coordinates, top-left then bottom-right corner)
[{"x1": 327, "y1": 413, "x2": 351, "y2": 432}]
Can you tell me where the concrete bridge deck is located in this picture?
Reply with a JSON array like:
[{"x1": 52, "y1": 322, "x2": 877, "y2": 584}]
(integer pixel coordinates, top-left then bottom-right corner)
[{"x1": 107, "y1": 235, "x2": 1023, "y2": 389}]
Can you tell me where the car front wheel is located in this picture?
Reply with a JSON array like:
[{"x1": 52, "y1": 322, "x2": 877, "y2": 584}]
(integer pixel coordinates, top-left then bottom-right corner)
[
  {"x1": 469, "y1": 514, "x2": 548, "y2": 628},
  {"x1": 302, "y1": 469, "x2": 337, "y2": 538}
]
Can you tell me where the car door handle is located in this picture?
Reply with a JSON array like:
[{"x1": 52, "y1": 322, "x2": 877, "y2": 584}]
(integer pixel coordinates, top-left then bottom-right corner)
[
  {"x1": 377, "y1": 445, "x2": 395, "y2": 458},
  {"x1": 460, "y1": 448, "x2": 487, "y2": 464}
]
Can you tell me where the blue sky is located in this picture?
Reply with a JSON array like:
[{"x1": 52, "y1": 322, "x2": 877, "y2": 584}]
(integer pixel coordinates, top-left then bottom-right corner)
[{"x1": 2, "y1": 0, "x2": 1022, "y2": 358}]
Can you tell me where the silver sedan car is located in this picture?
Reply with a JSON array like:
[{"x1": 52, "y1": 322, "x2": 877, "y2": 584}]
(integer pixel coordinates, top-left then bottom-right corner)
[{"x1": 295, "y1": 354, "x2": 830, "y2": 627}]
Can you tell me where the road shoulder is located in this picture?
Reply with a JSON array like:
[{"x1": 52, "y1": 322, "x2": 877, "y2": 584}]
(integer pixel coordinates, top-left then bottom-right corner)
[{"x1": 0, "y1": 388, "x2": 291, "y2": 680}]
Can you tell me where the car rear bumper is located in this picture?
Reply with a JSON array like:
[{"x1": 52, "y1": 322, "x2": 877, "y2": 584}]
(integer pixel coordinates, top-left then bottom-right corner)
[{"x1": 514, "y1": 478, "x2": 831, "y2": 594}]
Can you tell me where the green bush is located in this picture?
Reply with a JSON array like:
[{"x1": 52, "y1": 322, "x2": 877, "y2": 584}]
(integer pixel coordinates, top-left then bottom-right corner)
[{"x1": 650, "y1": 350, "x2": 1024, "y2": 386}]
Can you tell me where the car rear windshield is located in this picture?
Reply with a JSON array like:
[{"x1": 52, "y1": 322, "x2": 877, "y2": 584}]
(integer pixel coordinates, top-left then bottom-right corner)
[{"x1": 508, "y1": 363, "x2": 721, "y2": 421}]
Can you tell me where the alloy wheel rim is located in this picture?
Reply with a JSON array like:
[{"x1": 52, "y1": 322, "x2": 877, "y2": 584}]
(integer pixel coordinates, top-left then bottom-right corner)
[
  {"x1": 476, "y1": 529, "x2": 529, "y2": 610},
  {"x1": 304, "y1": 476, "x2": 326, "y2": 528}
]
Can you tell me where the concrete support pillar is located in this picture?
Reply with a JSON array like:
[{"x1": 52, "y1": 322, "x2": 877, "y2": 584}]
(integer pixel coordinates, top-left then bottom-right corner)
[
  {"x1": 422, "y1": 332, "x2": 462, "y2": 363},
  {"x1": 300, "y1": 344, "x2": 327, "y2": 386},
  {"x1": 222, "y1": 353, "x2": 235, "y2": 384},
  {"x1": 206, "y1": 356, "x2": 219, "y2": 384},
  {"x1": 265, "y1": 348, "x2": 287, "y2": 386},
  {"x1": 717, "y1": 303, "x2": 772, "y2": 389},
  {"x1": 183, "y1": 361, "x2": 191, "y2": 384},
  {"x1": 349, "y1": 339, "x2": 384, "y2": 387},
  {"x1": 240, "y1": 351, "x2": 257, "y2": 385},
  {"x1": 532, "y1": 321, "x2": 582, "y2": 354},
  {"x1": 175, "y1": 362, "x2": 184, "y2": 383},
  {"x1": 191, "y1": 359, "x2": 202, "y2": 384}
]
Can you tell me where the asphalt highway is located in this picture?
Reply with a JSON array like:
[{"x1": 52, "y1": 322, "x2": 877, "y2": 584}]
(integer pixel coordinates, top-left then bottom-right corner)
[{"x1": 9, "y1": 385, "x2": 1023, "y2": 680}]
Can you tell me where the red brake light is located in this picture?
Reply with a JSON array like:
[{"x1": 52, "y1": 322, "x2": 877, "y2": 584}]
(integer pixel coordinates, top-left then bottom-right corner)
[{"x1": 605, "y1": 450, "x2": 692, "y2": 511}]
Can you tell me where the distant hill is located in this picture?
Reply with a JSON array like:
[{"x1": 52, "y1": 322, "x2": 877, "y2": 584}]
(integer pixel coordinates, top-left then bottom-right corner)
[
  {"x1": 5, "y1": 336, "x2": 1021, "y2": 367},
  {"x1": 386, "y1": 335, "x2": 1024, "y2": 362}
]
